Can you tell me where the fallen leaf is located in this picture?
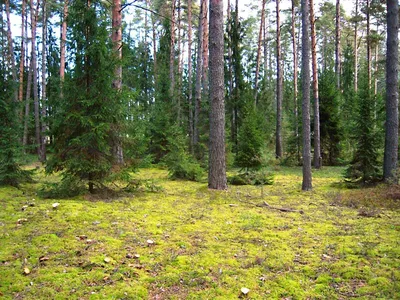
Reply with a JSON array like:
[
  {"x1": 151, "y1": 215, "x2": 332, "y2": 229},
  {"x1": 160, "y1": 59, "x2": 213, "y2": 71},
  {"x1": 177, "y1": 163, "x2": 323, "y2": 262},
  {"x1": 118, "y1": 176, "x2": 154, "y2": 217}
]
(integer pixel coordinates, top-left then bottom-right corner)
[
  {"x1": 39, "y1": 256, "x2": 49, "y2": 262},
  {"x1": 147, "y1": 239, "x2": 154, "y2": 245},
  {"x1": 241, "y1": 287, "x2": 250, "y2": 295},
  {"x1": 104, "y1": 257, "x2": 111, "y2": 263},
  {"x1": 22, "y1": 205, "x2": 28, "y2": 211},
  {"x1": 23, "y1": 267, "x2": 30, "y2": 275},
  {"x1": 52, "y1": 203, "x2": 60, "y2": 209},
  {"x1": 134, "y1": 254, "x2": 140, "y2": 259},
  {"x1": 17, "y1": 218, "x2": 28, "y2": 224}
]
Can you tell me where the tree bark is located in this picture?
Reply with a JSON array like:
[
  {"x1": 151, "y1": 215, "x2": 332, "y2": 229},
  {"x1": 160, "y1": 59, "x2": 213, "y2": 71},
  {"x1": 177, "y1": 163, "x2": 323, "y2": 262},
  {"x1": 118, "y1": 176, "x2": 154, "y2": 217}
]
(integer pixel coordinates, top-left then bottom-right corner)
[
  {"x1": 169, "y1": 0, "x2": 176, "y2": 98},
  {"x1": 201, "y1": 0, "x2": 209, "y2": 96},
  {"x1": 354, "y1": 0, "x2": 358, "y2": 92},
  {"x1": 291, "y1": 0, "x2": 299, "y2": 163},
  {"x1": 149, "y1": 0, "x2": 157, "y2": 73},
  {"x1": 112, "y1": 0, "x2": 124, "y2": 164},
  {"x1": 18, "y1": 0, "x2": 26, "y2": 106},
  {"x1": 194, "y1": 0, "x2": 205, "y2": 149},
  {"x1": 275, "y1": 0, "x2": 283, "y2": 159},
  {"x1": 187, "y1": 0, "x2": 194, "y2": 150},
  {"x1": 5, "y1": 0, "x2": 18, "y2": 102},
  {"x1": 310, "y1": 0, "x2": 320, "y2": 169},
  {"x1": 254, "y1": 0, "x2": 266, "y2": 104},
  {"x1": 31, "y1": 0, "x2": 41, "y2": 160},
  {"x1": 40, "y1": 0, "x2": 47, "y2": 162},
  {"x1": 301, "y1": 0, "x2": 312, "y2": 190},
  {"x1": 335, "y1": 0, "x2": 341, "y2": 90},
  {"x1": 383, "y1": 0, "x2": 399, "y2": 182},
  {"x1": 208, "y1": 0, "x2": 227, "y2": 190},
  {"x1": 366, "y1": 0, "x2": 371, "y2": 89},
  {"x1": 60, "y1": 0, "x2": 68, "y2": 82},
  {"x1": 23, "y1": 59, "x2": 33, "y2": 150}
]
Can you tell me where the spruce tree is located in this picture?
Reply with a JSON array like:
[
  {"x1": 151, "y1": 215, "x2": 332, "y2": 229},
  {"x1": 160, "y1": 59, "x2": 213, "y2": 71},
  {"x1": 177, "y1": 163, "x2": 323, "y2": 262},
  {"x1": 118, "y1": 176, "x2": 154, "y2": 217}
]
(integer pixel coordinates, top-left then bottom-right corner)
[
  {"x1": 46, "y1": 0, "x2": 125, "y2": 193},
  {"x1": 345, "y1": 71, "x2": 380, "y2": 184}
]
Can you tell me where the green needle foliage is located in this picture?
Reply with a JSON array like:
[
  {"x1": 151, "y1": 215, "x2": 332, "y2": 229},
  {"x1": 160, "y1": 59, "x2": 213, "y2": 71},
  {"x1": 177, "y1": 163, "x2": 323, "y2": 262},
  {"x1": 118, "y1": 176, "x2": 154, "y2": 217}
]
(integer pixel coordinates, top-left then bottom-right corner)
[
  {"x1": 345, "y1": 72, "x2": 380, "y2": 184},
  {"x1": 46, "y1": 0, "x2": 125, "y2": 193},
  {"x1": 0, "y1": 69, "x2": 32, "y2": 187}
]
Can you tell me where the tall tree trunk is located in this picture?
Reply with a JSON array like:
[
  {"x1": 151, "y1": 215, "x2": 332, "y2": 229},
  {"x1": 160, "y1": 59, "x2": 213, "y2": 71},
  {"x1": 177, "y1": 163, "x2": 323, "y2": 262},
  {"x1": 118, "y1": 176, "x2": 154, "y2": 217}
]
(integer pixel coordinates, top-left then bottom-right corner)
[
  {"x1": 374, "y1": 37, "x2": 378, "y2": 96},
  {"x1": 18, "y1": 0, "x2": 26, "y2": 105},
  {"x1": 227, "y1": 0, "x2": 234, "y2": 144},
  {"x1": 194, "y1": 0, "x2": 205, "y2": 150},
  {"x1": 383, "y1": 0, "x2": 399, "y2": 182},
  {"x1": 40, "y1": 0, "x2": 47, "y2": 162},
  {"x1": 31, "y1": 0, "x2": 41, "y2": 160},
  {"x1": 201, "y1": 0, "x2": 209, "y2": 96},
  {"x1": 60, "y1": 0, "x2": 68, "y2": 82},
  {"x1": 177, "y1": 0, "x2": 182, "y2": 122},
  {"x1": 149, "y1": 0, "x2": 157, "y2": 73},
  {"x1": 366, "y1": 0, "x2": 371, "y2": 89},
  {"x1": 335, "y1": 0, "x2": 341, "y2": 90},
  {"x1": 254, "y1": 0, "x2": 266, "y2": 104},
  {"x1": 187, "y1": 0, "x2": 194, "y2": 150},
  {"x1": 112, "y1": 0, "x2": 124, "y2": 164},
  {"x1": 301, "y1": 0, "x2": 312, "y2": 190},
  {"x1": 208, "y1": 0, "x2": 227, "y2": 190},
  {"x1": 310, "y1": 0, "x2": 320, "y2": 169},
  {"x1": 354, "y1": 0, "x2": 358, "y2": 92},
  {"x1": 291, "y1": 0, "x2": 299, "y2": 163},
  {"x1": 169, "y1": 0, "x2": 176, "y2": 98},
  {"x1": 5, "y1": 0, "x2": 18, "y2": 102},
  {"x1": 275, "y1": 0, "x2": 283, "y2": 159},
  {"x1": 23, "y1": 59, "x2": 33, "y2": 149}
]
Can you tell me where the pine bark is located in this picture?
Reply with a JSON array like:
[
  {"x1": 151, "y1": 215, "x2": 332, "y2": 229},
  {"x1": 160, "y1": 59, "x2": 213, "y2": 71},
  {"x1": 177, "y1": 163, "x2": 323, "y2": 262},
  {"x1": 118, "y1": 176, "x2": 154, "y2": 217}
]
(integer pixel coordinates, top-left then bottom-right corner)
[
  {"x1": 60, "y1": 0, "x2": 68, "y2": 82},
  {"x1": 40, "y1": 0, "x2": 47, "y2": 162},
  {"x1": 366, "y1": 0, "x2": 371, "y2": 89},
  {"x1": 112, "y1": 0, "x2": 124, "y2": 164},
  {"x1": 5, "y1": 0, "x2": 18, "y2": 102},
  {"x1": 208, "y1": 0, "x2": 227, "y2": 190},
  {"x1": 201, "y1": 0, "x2": 209, "y2": 95},
  {"x1": 194, "y1": 0, "x2": 205, "y2": 149},
  {"x1": 335, "y1": 0, "x2": 341, "y2": 89},
  {"x1": 301, "y1": 0, "x2": 312, "y2": 190},
  {"x1": 31, "y1": 0, "x2": 41, "y2": 160},
  {"x1": 169, "y1": 0, "x2": 176, "y2": 98},
  {"x1": 18, "y1": 0, "x2": 26, "y2": 105},
  {"x1": 383, "y1": 0, "x2": 399, "y2": 182},
  {"x1": 310, "y1": 0, "x2": 320, "y2": 169},
  {"x1": 254, "y1": 0, "x2": 266, "y2": 103},
  {"x1": 23, "y1": 59, "x2": 33, "y2": 149},
  {"x1": 187, "y1": 0, "x2": 194, "y2": 150},
  {"x1": 275, "y1": 0, "x2": 283, "y2": 159},
  {"x1": 291, "y1": 0, "x2": 299, "y2": 163},
  {"x1": 354, "y1": 0, "x2": 358, "y2": 92}
]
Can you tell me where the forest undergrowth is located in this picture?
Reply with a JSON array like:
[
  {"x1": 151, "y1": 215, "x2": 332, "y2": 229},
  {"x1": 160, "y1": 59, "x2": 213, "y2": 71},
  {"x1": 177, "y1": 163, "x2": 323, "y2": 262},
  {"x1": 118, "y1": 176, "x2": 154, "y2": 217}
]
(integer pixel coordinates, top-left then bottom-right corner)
[{"x1": 0, "y1": 166, "x2": 399, "y2": 299}]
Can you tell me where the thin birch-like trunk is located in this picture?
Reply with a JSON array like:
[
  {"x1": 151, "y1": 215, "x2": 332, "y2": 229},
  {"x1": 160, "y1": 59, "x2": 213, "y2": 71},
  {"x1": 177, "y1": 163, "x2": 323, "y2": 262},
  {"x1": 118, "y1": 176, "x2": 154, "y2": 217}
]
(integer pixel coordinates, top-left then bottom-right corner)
[{"x1": 254, "y1": 0, "x2": 266, "y2": 103}]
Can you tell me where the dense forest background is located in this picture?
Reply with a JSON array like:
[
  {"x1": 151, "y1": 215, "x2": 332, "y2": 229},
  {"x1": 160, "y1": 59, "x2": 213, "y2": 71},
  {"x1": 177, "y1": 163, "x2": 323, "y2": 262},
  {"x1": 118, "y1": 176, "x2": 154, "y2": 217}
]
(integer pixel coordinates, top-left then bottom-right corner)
[{"x1": 0, "y1": 0, "x2": 398, "y2": 192}]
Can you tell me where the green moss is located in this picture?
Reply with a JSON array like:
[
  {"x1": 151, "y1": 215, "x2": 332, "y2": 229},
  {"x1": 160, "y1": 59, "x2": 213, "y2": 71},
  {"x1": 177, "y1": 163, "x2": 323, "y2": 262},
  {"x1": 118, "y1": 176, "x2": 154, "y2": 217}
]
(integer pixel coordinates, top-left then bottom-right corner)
[{"x1": 0, "y1": 166, "x2": 399, "y2": 298}]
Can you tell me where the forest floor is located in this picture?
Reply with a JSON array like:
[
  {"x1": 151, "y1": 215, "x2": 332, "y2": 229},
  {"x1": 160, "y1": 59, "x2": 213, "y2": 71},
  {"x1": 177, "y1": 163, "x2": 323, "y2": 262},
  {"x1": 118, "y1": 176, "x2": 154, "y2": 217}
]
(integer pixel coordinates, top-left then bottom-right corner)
[{"x1": 0, "y1": 166, "x2": 399, "y2": 299}]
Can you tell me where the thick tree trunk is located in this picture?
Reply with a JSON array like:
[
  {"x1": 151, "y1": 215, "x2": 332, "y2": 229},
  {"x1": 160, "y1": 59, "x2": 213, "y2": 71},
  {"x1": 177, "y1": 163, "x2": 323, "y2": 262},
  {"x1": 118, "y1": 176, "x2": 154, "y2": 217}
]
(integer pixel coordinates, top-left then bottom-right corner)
[
  {"x1": 291, "y1": 0, "x2": 299, "y2": 163},
  {"x1": 60, "y1": 0, "x2": 68, "y2": 82},
  {"x1": 40, "y1": 0, "x2": 47, "y2": 162},
  {"x1": 208, "y1": 0, "x2": 227, "y2": 190},
  {"x1": 187, "y1": 0, "x2": 193, "y2": 150},
  {"x1": 5, "y1": 0, "x2": 18, "y2": 102},
  {"x1": 335, "y1": 0, "x2": 341, "y2": 90},
  {"x1": 383, "y1": 0, "x2": 399, "y2": 182},
  {"x1": 18, "y1": 0, "x2": 26, "y2": 106},
  {"x1": 194, "y1": 0, "x2": 205, "y2": 149},
  {"x1": 301, "y1": 0, "x2": 312, "y2": 190},
  {"x1": 354, "y1": 0, "x2": 358, "y2": 92},
  {"x1": 31, "y1": 0, "x2": 41, "y2": 160},
  {"x1": 254, "y1": 0, "x2": 266, "y2": 104},
  {"x1": 310, "y1": 0, "x2": 320, "y2": 169},
  {"x1": 112, "y1": 0, "x2": 124, "y2": 164},
  {"x1": 201, "y1": 0, "x2": 209, "y2": 95},
  {"x1": 169, "y1": 0, "x2": 176, "y2": 98},
  {"x1": 275, "y1": 0, "x2": 283, "y2": 159},
  {"x1": 366, "y1": 0, "x2": 371, "y2": 89},
  {"x1": 23, "y1": 59, "x2": 33, "y2": 150}
]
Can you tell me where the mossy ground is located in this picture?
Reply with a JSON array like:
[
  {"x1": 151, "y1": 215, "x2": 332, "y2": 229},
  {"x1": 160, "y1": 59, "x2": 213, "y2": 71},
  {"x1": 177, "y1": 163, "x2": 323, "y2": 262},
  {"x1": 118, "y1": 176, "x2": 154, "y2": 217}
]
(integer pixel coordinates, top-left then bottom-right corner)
[{"x1": 0, "y1": 166, "x2": 399, "y2": 299}]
